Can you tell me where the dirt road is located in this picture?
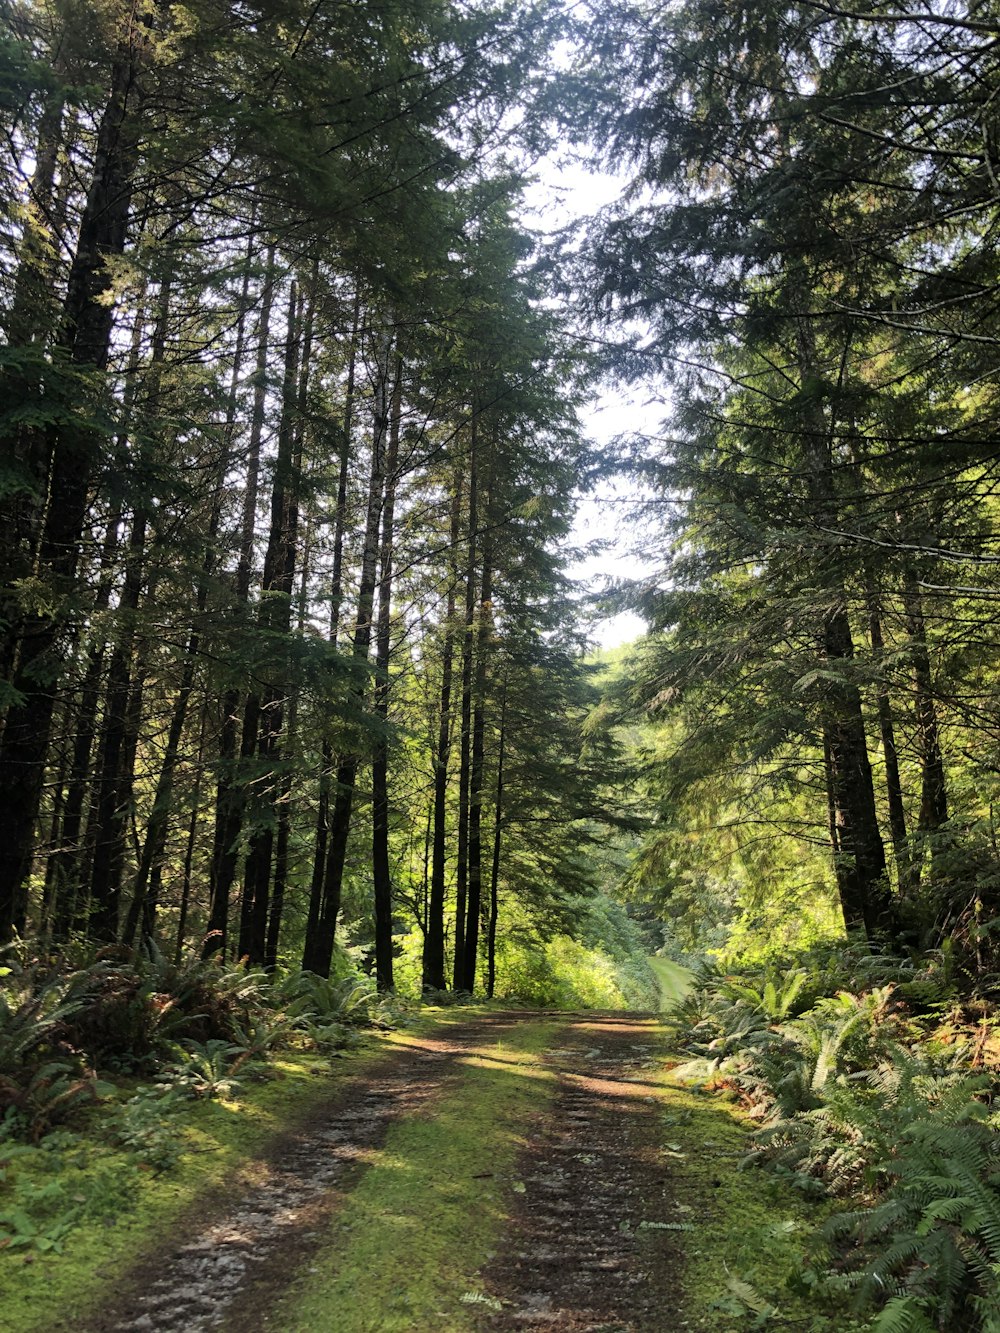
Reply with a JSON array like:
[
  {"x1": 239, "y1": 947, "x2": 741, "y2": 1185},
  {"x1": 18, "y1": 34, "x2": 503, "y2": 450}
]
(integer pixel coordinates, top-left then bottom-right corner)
[{"x1": 80, "y1": 1012, "x2": 684, "y2": 1333}]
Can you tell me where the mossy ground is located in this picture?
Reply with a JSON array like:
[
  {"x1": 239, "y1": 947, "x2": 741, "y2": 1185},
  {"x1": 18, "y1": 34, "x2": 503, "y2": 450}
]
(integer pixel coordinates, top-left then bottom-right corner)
[
  {"x1": 655, "y1": 1067, "x2": 863, "y2": 1331},
  {"x1": 0, "y1": 1041, "x2": 394, "y2": 1333},
  {"x1": 262, "y1": 1019, "x2": 559, "y2": 1332}
]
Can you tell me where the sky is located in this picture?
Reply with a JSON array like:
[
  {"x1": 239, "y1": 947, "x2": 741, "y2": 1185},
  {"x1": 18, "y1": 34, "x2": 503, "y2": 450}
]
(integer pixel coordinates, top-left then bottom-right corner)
[{"x1": 521, "y1": 160, "x2": 656, "y2": 650}]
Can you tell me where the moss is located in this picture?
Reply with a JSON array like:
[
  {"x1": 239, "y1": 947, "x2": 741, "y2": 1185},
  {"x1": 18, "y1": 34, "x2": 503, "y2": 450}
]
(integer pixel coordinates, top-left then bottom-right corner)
[
  {"x1": 264, "y1": 1020, "x2": 559, "y2": 1332},
  {"x1": 653, "y1": 1069, "x2": 862, "y2": 1331},
  {"x1": 0, "y1": 1044, "x2": 396, "y2": 1333}
]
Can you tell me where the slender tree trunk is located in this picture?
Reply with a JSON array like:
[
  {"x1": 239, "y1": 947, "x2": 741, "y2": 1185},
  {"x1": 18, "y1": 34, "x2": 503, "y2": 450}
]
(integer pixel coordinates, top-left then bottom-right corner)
[
  {"x1": 422, "y1": 474, "x2": 462, "y2": 990},
  {"x1": 462, "y1": 483, "x2": 492, "y2": 994},
  {"x1": 174, "y1": 704, "x2": 208, "y2": 963},
  {"x1": 239, "y1": 280, "x2": 305, "y2": 965},
  {"x1": 371, "y1": 358, "x2": 403, "y2": 992},
  {"x1": 453, "y1": 414, "x2": 478, "y2": 990},
  {"x1": 902, "y1": 567, "x2": 947, "y2": 842},
  {"x1": 48, "y1": 500, "x2": 125, "y2": 939},
  {"x1": 307, "y1": 289, "x2": 361, "y2": 951},
  {"x1": 865, "y1": 578, "x2": 911, "y2": 893},
  {"x1": 205, "y1": 242, "x2": 273, "y2": 957},
  {"x1": 486, "y1": 679, "x2": 507, "y2": 1000},
  {"x1": 795, "y1": 318, "x2": 890, "y2": 939},
  {"x1": 302, "y1": 333, "x2": 391, "y2": 977}
]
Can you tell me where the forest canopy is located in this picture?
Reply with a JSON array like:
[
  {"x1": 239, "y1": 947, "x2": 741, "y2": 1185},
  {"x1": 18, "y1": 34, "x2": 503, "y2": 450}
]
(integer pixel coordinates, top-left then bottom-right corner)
[{"x1": 2, "y1": 0, "x2": 1000, "y2": 990}]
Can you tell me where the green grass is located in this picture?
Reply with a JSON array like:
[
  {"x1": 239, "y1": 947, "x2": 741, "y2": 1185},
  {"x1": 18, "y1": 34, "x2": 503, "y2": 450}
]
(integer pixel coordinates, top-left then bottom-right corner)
[
  {"x1": 266, "y1": 1019, "x2": 559, "y2": 1332},
  {"x1": 0, "y1": 1042, "x2": 397, "y2": 1333},
  {"x1": 653, "y1": 1067, "x2": 862, "y2": 1331},
  {"x1": 648, "y1": 956, "x2": 694, "y2": 1011}
]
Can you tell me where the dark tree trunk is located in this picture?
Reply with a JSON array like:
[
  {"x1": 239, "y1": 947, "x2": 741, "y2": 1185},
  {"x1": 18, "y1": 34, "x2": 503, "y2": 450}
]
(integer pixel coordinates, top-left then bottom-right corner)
[
  {"x1": 795, "y1": 319, "x2": 891, "y2": 940},
  {"x1": 205, "y1": 242, "x2": 273, "y2": 958},
  {"x1": 175, "y1": 704, "x2": 208, "y2": 963},
  {"x1": 239, "y1": 280, "x2": 305, "y2": 965},
  {"x1": 307, "y1": 289, "x2": 361, "y2": 953},
  {"x1": 865, "y1": 580, "x2": 911, "y2": 893},
  {"x1": 422, "y1": 474, "x2": 462, "y2": 990},
  {"x1": 902, "y1": 567, "x2": 948, "y2": 840},
  {"x1": 301, "y1": 334, "x2": 391, "y2": 977},
  {"x1": 372, "y1": 358, "x2": 403, "y2": 992},
  {"x1": 48, "y1": 502, "x2": 124, "y2": 940},
  {"x1": 452, "y1": 414, "x2": 478, "y2": 990},
  {"x1": 462, "y1": 487, "x2": 492, "y2": 994},
  {"x1": 486, "y1": 680, "x2": 507, "y2": 1000}
]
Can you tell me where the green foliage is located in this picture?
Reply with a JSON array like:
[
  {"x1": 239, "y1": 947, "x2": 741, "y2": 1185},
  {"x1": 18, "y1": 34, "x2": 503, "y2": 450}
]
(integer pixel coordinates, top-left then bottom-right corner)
[
  {"x1": 0, "y1": 947, "x2": 384, "y2": 1140},
  {"x1": 672, "y1": 945, "x2": 1000, "y2": 1330},
  {"x1": 165, "y1": 1040, "x2": 245, "y2": 1100},
  {"x1": 490, "y1": 894, "x2": 658, "y2": 1009},
  {"x1": 110, "y1": 1085, "x2": 187, "y2": 1171},
  {"x1": 0, "y1": 956, "x2": 109, "y2": 1138}
]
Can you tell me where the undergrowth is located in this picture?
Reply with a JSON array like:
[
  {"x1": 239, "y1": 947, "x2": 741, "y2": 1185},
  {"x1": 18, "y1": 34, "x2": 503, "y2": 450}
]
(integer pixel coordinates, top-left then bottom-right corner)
[
  {"x1": 0, "y1": 939, "x2": 406, "y2": 1259},
  {"x1": 667, "y1": 941, "x2": 1000, "y2": 1331}
]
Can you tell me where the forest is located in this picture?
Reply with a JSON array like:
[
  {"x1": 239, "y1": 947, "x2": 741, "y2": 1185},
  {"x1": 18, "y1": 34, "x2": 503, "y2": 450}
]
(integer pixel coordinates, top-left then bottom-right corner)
[{"x1": 3, "y1": 0, "x2": 1000, "y2": 1330}]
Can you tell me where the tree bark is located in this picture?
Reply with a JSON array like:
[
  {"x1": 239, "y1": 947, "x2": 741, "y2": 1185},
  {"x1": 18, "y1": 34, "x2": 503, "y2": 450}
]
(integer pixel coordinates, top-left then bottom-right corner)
[
  {"x1": 462, "y1": 482, "x2": 492, "y2": 994},
  {"x1": 486, "y1": 678, "x2": 507, "y2": 1000},
  {"x1": 307, "y1": 289, "x2": 361, "y2": 954},
  {"x1": 371, "y1": 357, "x2": 403, "y2": 992},
  {"x1": 205, "y1": 241, "x2": 274, "y2": 958},
  {"x1": 452, "y1": 413, "x2": 478, "y2": 990},
  {"x1": 301, "y1": 333, "x2": 391, "y2": 977},
  {"x1": 865, "y1": 578, "x2": 912, "y2": 893},
  {"x1": 422, "y1": 473, "x2": 462, "y2": 990},
  {"x1": 239, "y1": 279, "x2": 305, "y2": 965}
]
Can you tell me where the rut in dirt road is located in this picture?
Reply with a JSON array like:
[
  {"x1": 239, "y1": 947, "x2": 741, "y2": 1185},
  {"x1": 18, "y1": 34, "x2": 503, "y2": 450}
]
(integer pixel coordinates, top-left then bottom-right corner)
[
  {"x1": 480, "y1": 1015, "x2": 684, "y2": 1332},
  {"x1": 85, "y1": 1016, "x2": 529, "y2": 1333}
]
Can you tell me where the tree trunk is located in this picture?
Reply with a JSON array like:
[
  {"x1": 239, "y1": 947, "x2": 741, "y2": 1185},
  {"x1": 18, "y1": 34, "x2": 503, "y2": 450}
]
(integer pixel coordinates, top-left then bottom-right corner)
[
  {"x1": 307, "y1": 289, "x2": 361, "y2": 953},
  {"x1": 452, "y1": 413, "x2": 478, "y2": 990},
  {"x1": 865, "y1": 578, "x2": 911, "y2": 893},
  {"x1": 462, "y1": 482, "x2": 492, "y2": 994},
  {"x1": 486, "y1": 679, "x2": 507, "y2": 1000},
  {"x1": 795, "y1": 318, "x2": 890, "y2": 940},
  {"x1": 239, "y1": 279, "x2": 305, "y2": 965},
  {"x1": 205, "y1": 242, "x2": 274, "y2": 958},
  {"x1": 301, "y1": 332, "x2": 391, "y2": 977},
  {"x1": 902, "y1": 567, "x2": 948, "y2": 842},
  {"x1": 371, "y1": 357, "x2": 403, "y2": 992},
  {"x1": 422, "y1": 473, "x2": 462, "y2": 990}
]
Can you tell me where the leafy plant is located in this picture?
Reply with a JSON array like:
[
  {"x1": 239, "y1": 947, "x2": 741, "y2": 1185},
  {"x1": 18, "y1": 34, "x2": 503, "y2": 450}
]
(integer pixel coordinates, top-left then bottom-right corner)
[
  {"x1": 111, "y1": 1084, "x2": 188, "y2": 1171},
  {"x1": 826, "y1": 1110, "x2": 1000, "y2": 1330},
  {"x1": 165, "y1": 1040, "x2": 244, "y2": 1100}
]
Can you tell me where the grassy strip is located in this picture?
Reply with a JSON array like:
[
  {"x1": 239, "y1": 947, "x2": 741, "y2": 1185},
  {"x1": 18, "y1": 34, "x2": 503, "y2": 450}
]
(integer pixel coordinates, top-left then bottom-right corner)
[
  {"x1": 652, "y1": 1068, "x2": 861, "y2": 1331},
  {"x1": 266, "y1": 1019, "x2": 560, "y2": 1333},
  {"x1": 0, "y1": 1038, "x2": 409, "y2": 1333},
  {"x1": 648, "y1": 956, "x2": 694, "y2": 1011}
]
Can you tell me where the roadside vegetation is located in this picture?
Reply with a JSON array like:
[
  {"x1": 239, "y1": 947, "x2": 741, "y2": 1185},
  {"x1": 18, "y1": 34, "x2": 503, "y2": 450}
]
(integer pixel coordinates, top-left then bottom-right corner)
[{"x1": 663, "y1": 944, "x2": 1000, "y2": 1332}]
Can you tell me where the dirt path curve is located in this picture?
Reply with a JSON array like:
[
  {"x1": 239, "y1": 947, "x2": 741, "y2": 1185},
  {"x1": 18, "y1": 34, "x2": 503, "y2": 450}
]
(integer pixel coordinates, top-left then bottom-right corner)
[
  {"x1": 87, "y1": 1014, "x2": 530, "y2": 1333},
  {"x1": 480, "y1": 1015, "x2": 684, "y2": 1331}
]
